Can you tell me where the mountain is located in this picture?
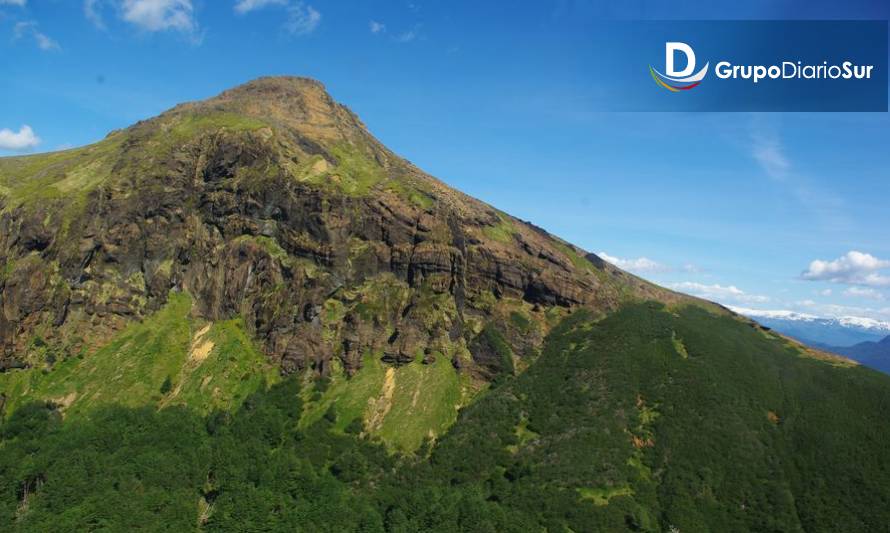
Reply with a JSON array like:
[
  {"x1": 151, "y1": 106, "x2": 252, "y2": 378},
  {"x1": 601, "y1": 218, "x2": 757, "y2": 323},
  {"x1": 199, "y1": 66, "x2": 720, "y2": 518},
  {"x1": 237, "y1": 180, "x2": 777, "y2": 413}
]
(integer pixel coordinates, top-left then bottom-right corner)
[
  {"x1": 730, "y1": 306, "x2": 890, "y2": 347},
  {"x1": 819, "y1": 336, "x2": 890, "y2": 375},
  {"x1": 0, "y1": 77, "x2": 679, "y2": 445},
  {"x1": 3, "y1": 77, "x2": 890, "y2": 532}
]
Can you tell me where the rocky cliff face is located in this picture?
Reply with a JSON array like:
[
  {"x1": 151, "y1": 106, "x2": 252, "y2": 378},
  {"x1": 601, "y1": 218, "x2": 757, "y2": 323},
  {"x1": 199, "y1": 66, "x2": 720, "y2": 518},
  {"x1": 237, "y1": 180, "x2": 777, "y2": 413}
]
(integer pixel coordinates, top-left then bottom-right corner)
[{"x1": 0, "y1": 77, "x2": 681, "y2": 378}]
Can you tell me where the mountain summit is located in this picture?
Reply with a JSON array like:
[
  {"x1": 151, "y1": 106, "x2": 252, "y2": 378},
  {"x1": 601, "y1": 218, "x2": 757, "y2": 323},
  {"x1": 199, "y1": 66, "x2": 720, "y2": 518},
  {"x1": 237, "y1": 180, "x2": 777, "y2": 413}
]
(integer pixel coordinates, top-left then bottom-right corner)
[{"x1": 1, "y1": 76, "x2": 674, "y2": 379}]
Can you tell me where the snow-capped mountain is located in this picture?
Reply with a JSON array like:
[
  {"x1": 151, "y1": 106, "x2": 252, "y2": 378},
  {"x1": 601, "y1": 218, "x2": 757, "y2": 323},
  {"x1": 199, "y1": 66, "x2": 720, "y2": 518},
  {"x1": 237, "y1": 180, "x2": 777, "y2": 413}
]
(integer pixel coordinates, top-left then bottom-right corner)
[{"x1": 730, "y1": 307, "x2": 890, "y2": 347}]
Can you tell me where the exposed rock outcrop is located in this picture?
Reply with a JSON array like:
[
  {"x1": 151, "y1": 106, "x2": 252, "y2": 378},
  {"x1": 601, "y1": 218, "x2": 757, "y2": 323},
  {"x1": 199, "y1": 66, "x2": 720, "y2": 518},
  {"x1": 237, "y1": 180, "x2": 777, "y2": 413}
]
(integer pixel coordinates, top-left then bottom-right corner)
[{"x1": 0, "y1": 77, "x2": 684, "y2": 377}]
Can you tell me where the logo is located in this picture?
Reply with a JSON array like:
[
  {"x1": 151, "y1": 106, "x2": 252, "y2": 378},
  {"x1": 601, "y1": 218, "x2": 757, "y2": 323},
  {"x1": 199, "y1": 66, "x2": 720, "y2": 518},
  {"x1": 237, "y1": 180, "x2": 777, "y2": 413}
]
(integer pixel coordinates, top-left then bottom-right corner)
[{"x1": 649, "y1": 42, "x2": 709, "y2": 92}]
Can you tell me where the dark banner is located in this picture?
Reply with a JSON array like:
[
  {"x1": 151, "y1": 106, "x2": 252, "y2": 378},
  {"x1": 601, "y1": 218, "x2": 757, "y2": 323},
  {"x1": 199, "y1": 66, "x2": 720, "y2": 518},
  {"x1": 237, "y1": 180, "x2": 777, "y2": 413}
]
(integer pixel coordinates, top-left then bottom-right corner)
[{"x1": 589, "y1": 21, "x2": 888, "y2": 112}]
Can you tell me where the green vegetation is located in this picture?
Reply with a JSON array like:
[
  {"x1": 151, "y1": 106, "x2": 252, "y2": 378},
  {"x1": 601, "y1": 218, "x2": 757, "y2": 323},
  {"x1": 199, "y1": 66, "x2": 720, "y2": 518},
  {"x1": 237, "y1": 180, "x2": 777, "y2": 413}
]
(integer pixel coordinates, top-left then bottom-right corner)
[
  {"x1": 0, "y1": 380, "x2": 390, "y2": 532},
  {"x1": 4, "y1": 302, "x2": 890, "y2": 531},
  {"x1": 374, "y1": 355, "x2": 463, "y2": 450},
  {"x1": 167, "y1": 112, "x2": 267, "y2": 141},
  {"x1": 578, "y1": 486, "x2": 635, "y2": 506},
  {"x1": 671, "y1": 330, "x2": 689, "y2": 358},
  {"x1": 509, "y1": 310, "x2": 531, "y2": 334},
  {"x1": 0, "y1": 292, "x2": 276, "y2": 417},
  {"x1": 0, "y1": 135, "x2": 123, "y2": 215},
  {"x1": 301, "y1": 352, "x2": 465, "y2": 451},
  {"x1": 160, "y1": 376, "x2": 173, "y2": 394},
  {"x1": 294, "y1": 142, "x2": 437, "y2": 210},
  {"x1": 384, "y1": 178, "x2": 435, "y2": 210},
  {"x1": 481, "y1": 212, "x2": 517, "y2": 243},
  {"x1": 552, "y1": 239, "x2": 597, "y2": 272},
  {"x1": 478, "y1": 324, "x2": 515, "y2": 377},
  {"x1": 401, "y1": 303, "x2": 890, "y2": 531},
  {"x1": 297, "y1": 143, "x2": 387, "y2": 196}
]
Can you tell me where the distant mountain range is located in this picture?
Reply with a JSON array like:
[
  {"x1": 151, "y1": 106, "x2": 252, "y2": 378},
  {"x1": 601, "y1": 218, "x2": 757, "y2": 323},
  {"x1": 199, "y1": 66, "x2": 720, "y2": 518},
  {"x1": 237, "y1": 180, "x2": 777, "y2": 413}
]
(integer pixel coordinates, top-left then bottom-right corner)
[
  {"x1": 730, "y1": 307, "x2": 890, "y2": 346},
  {"x1": 731, "y1": 307, "x2": 890, "y2": 374},
  {"x1": 815, "y1": 337, "x2": 890, "y2": 375}
]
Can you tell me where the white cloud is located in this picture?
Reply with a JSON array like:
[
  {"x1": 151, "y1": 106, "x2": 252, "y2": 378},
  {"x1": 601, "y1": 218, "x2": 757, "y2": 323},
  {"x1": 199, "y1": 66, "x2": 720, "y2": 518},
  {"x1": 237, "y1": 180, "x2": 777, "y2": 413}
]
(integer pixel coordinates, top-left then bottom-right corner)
[
  {"x1": 670, "y1": 281, "x2": 770, "y2": 304},
  {"x1": 747, "y1": 117, "x2": 848, "y2": 231},
  {"x1": 749, "y1": 115, "x2": 791, "y2": 182},
  {"x1": 843, "y1": 287, "x2": 885, "y2": 301},
  {"x1": 231, "y1": 0, "x2": 320, "y2": 35},
  {"x1": 85, "y1": 0, "x2": 197, "y2": 36},
  {"x1": 819, "y1": 289, "x2": 833, "y2": 296},
  {"x1": 801, "y1": 251, "x2": 890, "y2": 287},
  {"x1": 751, "y1": 136, "x2": 790, "y2": 181},
  {"x1": 369, "y1": 20, "x2": 385, "y2": 34},
  {"x1": 394, "y1": 24, "x2": 420, "y2": 43},
  {"x1": 597, "y1": 251, "x2": 701, "y2": 276},
  {"x1": 13, "y1": 21, "x2": 60, "y2": 50},
  {"x1": 0, "y1": 0, "x2": 26, "y2": 6},
  {"x1": 598, "y1": 251, "x2": 668, "y2": 274},
  {"x1": 84, "y1": 0, "x2": 105, "y2": 28},
  {"x1": 0, "y1": 125, "x2": 41, "y2": 151},
  {"x1": 234, "y1": 0, "x2": 286, "y2": 14},
  {"x1": 285, "y1": 2, "x2": 320, "y2": 35},
  {"x1": 122, "y1": 0, "x2": 194, "y2": 32}
]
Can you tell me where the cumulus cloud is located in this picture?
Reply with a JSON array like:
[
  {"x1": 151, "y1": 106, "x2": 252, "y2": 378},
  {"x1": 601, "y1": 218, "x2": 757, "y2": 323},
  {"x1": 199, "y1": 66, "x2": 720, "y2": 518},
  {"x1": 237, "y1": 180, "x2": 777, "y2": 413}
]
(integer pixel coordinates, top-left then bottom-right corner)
[
  {"x1": 85, "y1": 0, "x2": 198, "y2": 36},
  {"x1": 369, "y1": 20, "x2": 385, "y2": 34},
  {"x1": 122, "y1": 0, "x2": 195, "y2": 32},
  {"x1": 13, "y1": 21, "x2": 60, "y2": 50},
  {"x1": 285, "y1": 1, "x2": 320, "y2": 35},
  {"x1": 598, "y1": 252, "x2": 668, "y2": 274},
  {"x1": 234, "y1": 0, "x2": 286, "y2": 14},
  {"x1": 0, "y1": 125, "x2": 41, "y2": 152},
  {"x1": 670, "y1": 282, "x2": 770, "y2": 304},
  {"x1": 801, "y1": 251, "x2": 890, "y2": 287}
]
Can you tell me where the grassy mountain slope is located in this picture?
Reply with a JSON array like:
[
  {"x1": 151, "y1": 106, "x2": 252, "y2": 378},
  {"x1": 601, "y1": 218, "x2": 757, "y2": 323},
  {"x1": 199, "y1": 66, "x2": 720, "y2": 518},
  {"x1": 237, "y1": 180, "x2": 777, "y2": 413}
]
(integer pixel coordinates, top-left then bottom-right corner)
[
  {"x1": 410, "y1": 303, "x2": 889, "y2": 532},
  {"x1": 0, "y1": 292, "x2": 277, "y2": 418},
  {"x1": 2, "y1": 302, "x2": 889, "y2": 532}
]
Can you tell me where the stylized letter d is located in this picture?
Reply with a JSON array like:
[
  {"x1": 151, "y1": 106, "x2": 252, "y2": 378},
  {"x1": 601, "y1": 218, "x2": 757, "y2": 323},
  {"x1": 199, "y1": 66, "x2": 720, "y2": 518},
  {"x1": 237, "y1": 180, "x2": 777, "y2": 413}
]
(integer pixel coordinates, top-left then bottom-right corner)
[{"x1": 666, "y1": 42, "x2": 695, "y2": 77}]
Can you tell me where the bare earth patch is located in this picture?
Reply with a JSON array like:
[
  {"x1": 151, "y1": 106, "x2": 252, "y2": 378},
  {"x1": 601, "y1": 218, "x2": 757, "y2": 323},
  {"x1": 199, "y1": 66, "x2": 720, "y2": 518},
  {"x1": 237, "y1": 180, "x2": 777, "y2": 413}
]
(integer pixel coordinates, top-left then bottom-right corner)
[
  {"x1": 166, "y1": 323, "x2": 216, "y2": 401},
  {"x1": 367, "y1": 367, "x2": 396, "y2": 431}
]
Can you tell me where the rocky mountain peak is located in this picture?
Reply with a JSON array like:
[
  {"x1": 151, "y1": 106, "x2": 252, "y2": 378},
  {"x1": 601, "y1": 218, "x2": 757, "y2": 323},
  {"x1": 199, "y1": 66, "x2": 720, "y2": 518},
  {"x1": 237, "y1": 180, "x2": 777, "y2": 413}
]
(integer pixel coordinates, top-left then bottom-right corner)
[
  {"x1": 150, "y1": 76, "x2": 369, "y2": 148},
  {"x1": 0, "y1": 77, "x2": 687, "y2": 378}
]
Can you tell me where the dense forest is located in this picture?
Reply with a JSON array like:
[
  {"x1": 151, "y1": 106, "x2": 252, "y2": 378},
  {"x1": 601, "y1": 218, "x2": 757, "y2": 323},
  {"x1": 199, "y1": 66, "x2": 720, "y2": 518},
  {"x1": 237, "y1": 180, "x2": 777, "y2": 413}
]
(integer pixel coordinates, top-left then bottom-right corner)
[{"x1": 3, "y1": 303, "x2": 890, "y2": 532}]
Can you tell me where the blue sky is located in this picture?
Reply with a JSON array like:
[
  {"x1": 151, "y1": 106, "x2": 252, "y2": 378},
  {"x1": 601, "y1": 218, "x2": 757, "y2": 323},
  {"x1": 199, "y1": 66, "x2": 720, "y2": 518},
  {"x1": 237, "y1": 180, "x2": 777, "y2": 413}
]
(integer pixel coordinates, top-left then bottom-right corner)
[{"x1": 1, "y1": 0, "x2": 889, "y2": 322}]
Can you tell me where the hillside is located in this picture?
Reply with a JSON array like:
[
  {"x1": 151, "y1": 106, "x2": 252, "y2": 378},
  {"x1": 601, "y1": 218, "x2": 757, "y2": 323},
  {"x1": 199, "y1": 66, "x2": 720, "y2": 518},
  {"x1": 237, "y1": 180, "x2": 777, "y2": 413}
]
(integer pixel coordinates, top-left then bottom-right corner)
[
  {"x1": 3, "y1": 303, "x2": 889, "y2": 532},
  {"x1": 2, "y1": 77, "x2": 890, "y2": 531}
]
